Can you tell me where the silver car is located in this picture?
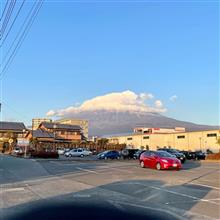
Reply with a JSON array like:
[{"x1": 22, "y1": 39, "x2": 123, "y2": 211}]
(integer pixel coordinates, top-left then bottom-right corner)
[{"x1": 65, "y1": 148, "x2": 92, "y2": 157}]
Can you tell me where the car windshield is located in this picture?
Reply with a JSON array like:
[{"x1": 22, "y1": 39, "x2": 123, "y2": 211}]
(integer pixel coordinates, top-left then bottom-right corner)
[
  {"x1": 168, "y1": 149, "x2": 179, "y2": 153},
  {"x1": 101, "y1": 151, "x2": 109, "y2": 154},
  {"x1": 156, "y1": 151, "x2": 174, "y2": 158}
]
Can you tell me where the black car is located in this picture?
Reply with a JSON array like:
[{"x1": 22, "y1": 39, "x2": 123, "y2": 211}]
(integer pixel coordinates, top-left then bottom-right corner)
[
  {"x1": 180, "y1": 151, "x2": 196, "y2": 160},
  {"x1": 158, "y1": 148, "x2": 186, "y2": 163},
  {"x1": 194, "y1": 151, "x2": 206, "y2": 160},
  {"x1": 133, "y1": 150, "x2": 146, "y2": 159},
  {"x1": 180, "y1": 150, "x2": 206, "y2": 160},
  {"x1": 121, "y1": 149, "x2": 139, "y2": 159}
]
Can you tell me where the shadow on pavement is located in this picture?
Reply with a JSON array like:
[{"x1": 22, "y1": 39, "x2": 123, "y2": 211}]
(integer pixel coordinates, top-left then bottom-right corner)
[
  {"x1": 181, "y1": 160, "x2": 201, "y2": 170},
  {"x1": 2, "y1": 179, "x2": 214, "y2": 220}
]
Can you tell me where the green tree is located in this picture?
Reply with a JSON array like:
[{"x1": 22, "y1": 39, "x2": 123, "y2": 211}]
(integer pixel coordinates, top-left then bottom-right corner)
[{"x1": 97, "y1": 138, "x2": 109, "y2": 147}]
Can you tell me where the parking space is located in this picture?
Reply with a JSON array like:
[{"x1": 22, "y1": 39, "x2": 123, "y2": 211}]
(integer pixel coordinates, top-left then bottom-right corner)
[{"x1": 0, "y1": 154, "x2": 219, "y2": 219}]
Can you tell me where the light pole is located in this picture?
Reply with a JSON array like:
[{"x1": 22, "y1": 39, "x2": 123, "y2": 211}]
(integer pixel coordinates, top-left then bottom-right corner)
[
  {"x1": 199, "y1": 137, "x2": 202, "y2": 151},
  {"x1": 23, "y1": 129, "x2": 27, "y2": 158},
  {"x1": 53, "y1": 124, "x2": 57, "y2": 151}
]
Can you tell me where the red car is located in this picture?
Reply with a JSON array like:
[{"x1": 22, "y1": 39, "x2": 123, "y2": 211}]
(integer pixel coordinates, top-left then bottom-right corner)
[{"x1": 139, "y1": 150, "x2": 182, "y2": 170}]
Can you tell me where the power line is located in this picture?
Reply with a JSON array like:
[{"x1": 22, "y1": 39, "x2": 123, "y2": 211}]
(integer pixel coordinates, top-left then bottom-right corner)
[
  {"x1": 0, "y1": 0, "x2": 44, "y2": 79},
  {"x1": 0, "y1": 0, "x2": 9, "y2": 22},
  {"x1": 0, "y1": 0, "x2": 26, "y2": 46},
  {"x1": 0, "y1": 0, "x2": 16, "y2": 39},
  {"x1": 1, "y1": 1, "x2": 37, "y2": 64},
  {"x1": 1, "y1": 99, "x2": 30, "y2": 121}
]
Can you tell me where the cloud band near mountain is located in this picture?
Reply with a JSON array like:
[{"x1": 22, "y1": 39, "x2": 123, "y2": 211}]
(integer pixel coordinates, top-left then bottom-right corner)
[{"x1": 46, "y1": 90, "x2": 166, "y2": 117}]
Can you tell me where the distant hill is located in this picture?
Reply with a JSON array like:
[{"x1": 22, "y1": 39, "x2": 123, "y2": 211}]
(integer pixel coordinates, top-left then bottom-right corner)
[{"x1": 57, "y1": 110, "x2": 219, "y2": 136}]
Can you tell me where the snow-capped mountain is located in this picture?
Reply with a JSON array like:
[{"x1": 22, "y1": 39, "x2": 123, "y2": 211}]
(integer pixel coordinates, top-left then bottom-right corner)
[{"x1": 57, "y1": 110, "x2": 218, "y2": 136}]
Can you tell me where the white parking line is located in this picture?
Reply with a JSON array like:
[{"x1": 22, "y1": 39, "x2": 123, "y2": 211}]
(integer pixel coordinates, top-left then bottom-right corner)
[
  {"x1": 150, "y1": 186, "x2": 220, "y2": 205},
  {"x1": 109, "y1": 167, "x2": 133, "y2": 173},
  {"x1": 175, "y1": 179, "x2": 220, "y2": 191},
  {"x1": 0, "y1": 187, "x2": 24, "y2": 193},
  {"x1": 189, "y1": 182, "x2": 220, "y2": 191},
  {"x1": 76, "y1": 167, "x2": 99, "y2": 174},
  {"x1": 135, "y1": 183, "x2": 220, "y2": 205}
]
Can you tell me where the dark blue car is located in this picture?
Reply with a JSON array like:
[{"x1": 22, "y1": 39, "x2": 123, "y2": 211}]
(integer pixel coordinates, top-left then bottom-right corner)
[{"x1": 97, "y1": 150, "x2": 120, "y2": 160}]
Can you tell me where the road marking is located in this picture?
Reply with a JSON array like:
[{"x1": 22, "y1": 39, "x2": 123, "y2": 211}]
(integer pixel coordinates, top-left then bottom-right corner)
[
  {"x1": 189, "y1": 182, "x2": 220, "y2": 191},
  {"x1": 25, "y1": 184, "x2": 44, "y2": 199},
  {"x1": 141, "y1": 193, "x2": 160, "y2": 202},
  {"x1": 135, "y1": 183, "x2": 220, "y2": 205},
  {"x1": 109, "y1": 167, "x2": 133, "y2": 173},
  {"x1": 73, "y1": 194, "x2": 91, "y2": 198},
  {"x1": 202, "y1": 198, "x2": 220, "y2": 201},
  {"x1": 149, "y1": 186, "x2": 220, "y2": 205},
  {"x1": 176, "y1": 178, "x2": 220, "y2": 190},
  {"x1": 0, "y1": 187, "x2": 24, "y2": 193},
  {"x1": 76, "y1": 167, "x2": 99, "y2": 174}
]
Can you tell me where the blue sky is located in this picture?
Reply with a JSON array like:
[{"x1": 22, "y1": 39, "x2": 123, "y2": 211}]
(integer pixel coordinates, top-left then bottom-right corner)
[{"x1": 1, "y1": 0, "x2": 219, "y2": 126}]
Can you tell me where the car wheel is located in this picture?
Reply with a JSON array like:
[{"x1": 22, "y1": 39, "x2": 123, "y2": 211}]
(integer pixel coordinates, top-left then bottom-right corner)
[
  {"x1": 104, "y1": 156, "x2": 108, "y2": 160},
  {"x1": 80, "y1": 154, "x2": 84, "y2": 158},
  {"x1": 156, "y1": 163, "x2": 161, "y2": 170},
  {"x1": 117, "y1": 156, "x2": 120, "y2": 160},
  {"x1": 68, "y1": 154, "x2": 71, "y2": 158},
  {"x1": 140, "y1": 161, "x2": 145, "y2": 168}
]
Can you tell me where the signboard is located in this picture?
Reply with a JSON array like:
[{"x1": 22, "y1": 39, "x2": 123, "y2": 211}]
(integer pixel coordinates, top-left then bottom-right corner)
[{"x1": 17, "y1": 138, "x2": 29, "y2": 147}]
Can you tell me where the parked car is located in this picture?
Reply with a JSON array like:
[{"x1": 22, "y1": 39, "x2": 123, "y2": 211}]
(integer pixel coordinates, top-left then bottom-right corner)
[
  {"x1": 64, "y1": 148, "x2": 92, "y2": 157},
  {"x1": 157, "y1": 148, "x2": 186, "y2": 163},
  {"x1": 140, "y1": 150, "x2": 182, "y2": 170},
  {"x1": 133, "y1": 150, "x2": 146, "y2": 159},
  {"x1": 180, "y1": 151, "x2": 196, "y2": 160},
  {"x1": 57, "y1": 148, "x2": 65, "y2": 155},
  {"x1": 97, "y1": 150, "x2": 121, "y2": 160},
  {"x1": 121, "y1": 149, "x2": 139, "y2": 159},
  {"x1": 195, "y1": 151, "x2": 206, "y2": 160},
  {"x1": 180, "y1": 150, "x2": 206, "y2": 160},
  {"x1": 12, "y1": 147, "x2": 23, "y2": 155}
]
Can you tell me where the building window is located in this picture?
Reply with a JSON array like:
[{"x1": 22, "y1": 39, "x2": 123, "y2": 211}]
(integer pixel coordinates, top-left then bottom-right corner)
[
  {"x1": 61, "y1": 131, "x2": 65, "y2": 135},
  {"x1": 177, "y1": 135, "x2": 185, "y2": 139},
  {"x1": 207, "y1": 133, "x2": 217, "y2": 137},
  {"x1": 127, "y1": 137, "x2": 132, "y2": 140},
  {"x1": 143, "y1": 136, "x2": 149, "y2": 139}
]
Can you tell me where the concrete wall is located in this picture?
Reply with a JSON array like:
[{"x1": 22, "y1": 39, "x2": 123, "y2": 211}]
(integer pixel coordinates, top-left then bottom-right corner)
[{"x1": 109, "y1": 129, "x2": 220, "y2": 153}]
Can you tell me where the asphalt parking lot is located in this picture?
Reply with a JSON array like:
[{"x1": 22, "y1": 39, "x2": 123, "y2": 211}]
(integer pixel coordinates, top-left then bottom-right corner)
[{"x1": 0, "y1": 154, "x2": 220, "y2": 220}]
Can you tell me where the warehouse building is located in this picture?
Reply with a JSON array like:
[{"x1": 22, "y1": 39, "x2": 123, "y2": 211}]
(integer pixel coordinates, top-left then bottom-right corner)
[{"x1": 108, "y1": 128, "x2": 220, "y2": 153}]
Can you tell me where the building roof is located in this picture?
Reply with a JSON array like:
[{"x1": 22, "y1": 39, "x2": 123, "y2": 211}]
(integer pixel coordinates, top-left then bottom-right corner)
[
  {"x1": 41, "y1": 122, "x2": 81, "y2": 130},
  {"x1": 32, "y1": 129, "x2": 54, "y2": 138},
  {"x1": 0, "y1": 121, "x2": 26, "y2": 131},
  {"x1": 108, "y1": 129, "x2": 220, "y2": 138}
]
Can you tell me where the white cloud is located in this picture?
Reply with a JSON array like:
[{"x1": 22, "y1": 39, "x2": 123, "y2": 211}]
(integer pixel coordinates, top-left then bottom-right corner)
[
  {"x1": 169, "y1": 95, "x2": 178, "y2": 102},
  {"x1": 46, "y1": 90, "x2": 167, "y2": 117},
  {"x1": 155, "y1": 100, "x2": 163, "y2": 108}
]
